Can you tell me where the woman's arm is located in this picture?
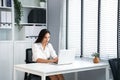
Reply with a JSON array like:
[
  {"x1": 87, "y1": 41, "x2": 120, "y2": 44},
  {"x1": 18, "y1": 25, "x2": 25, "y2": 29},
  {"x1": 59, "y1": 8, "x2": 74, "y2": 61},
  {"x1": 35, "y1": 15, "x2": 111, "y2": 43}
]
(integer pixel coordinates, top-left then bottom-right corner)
[{"x1": 36, "y1": 57, "x2": 58, "y2": 63}]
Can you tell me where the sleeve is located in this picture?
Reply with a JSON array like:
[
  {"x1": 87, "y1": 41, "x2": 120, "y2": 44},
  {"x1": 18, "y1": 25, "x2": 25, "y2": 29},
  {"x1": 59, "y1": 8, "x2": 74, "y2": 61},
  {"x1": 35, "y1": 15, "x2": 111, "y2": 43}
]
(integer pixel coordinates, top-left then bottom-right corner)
[
  {"x1": 32, "y1": 44, "x2": 43, "y2": 62},
  {"x1": 48, "y1": 43, "x2": 57, "y2": 58}
]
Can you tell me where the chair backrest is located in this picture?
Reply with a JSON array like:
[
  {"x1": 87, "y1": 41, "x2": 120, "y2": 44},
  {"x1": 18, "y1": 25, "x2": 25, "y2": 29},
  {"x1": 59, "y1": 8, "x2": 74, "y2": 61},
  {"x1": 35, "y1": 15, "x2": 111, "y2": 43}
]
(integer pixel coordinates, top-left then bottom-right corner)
[
  {"x1": 109, "y1": 58, "x2": 120, "y2": 80},
  {"x1": 25, "y1": 48, "x2": 35, "y2": 63},
  {"x1": 25, "y1": 48, "x2": 51, "y2": 80}
]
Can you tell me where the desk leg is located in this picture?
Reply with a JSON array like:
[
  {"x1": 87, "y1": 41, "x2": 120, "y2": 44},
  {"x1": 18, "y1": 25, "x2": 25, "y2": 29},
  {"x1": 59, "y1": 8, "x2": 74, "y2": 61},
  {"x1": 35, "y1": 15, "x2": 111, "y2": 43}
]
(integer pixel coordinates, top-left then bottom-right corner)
[
  {"x1": 105, "y1": 66, "x2": 109, "y2": 80},
  {"x1": 75, "y1": 72, "x2": 78, "y2": 80},
  {"x1": 41, "y1": 75, "x2": 46, "y2": 80}
]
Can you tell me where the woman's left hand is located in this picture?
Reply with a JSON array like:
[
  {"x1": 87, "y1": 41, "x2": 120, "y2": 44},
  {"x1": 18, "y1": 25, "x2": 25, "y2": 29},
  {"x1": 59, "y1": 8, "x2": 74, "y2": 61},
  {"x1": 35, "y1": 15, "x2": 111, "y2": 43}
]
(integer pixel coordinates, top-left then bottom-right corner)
[{"x1": 53, "y1": 57, "x2": 58, "y2": 63}]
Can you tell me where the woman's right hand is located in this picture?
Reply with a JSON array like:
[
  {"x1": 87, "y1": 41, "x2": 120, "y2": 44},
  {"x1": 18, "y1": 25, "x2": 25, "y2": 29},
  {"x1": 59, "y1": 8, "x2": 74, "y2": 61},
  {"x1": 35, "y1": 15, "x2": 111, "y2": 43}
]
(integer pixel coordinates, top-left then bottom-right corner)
[{"x1": 49, "y1": 57, "x2": 58, "y2": 63}]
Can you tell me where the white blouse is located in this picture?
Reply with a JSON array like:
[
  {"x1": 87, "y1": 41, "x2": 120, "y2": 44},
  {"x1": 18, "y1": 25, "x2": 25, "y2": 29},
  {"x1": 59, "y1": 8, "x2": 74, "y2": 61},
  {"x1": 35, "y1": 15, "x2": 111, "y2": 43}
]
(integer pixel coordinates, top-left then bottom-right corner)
[{"x1": 32, "y1": 43, "x2": 57, "y2": 61}]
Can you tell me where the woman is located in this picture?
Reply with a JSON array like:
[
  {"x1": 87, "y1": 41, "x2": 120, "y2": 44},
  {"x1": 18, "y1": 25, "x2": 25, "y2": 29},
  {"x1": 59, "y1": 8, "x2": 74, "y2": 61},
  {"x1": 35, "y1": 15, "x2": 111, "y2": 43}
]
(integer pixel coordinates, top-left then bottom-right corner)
[{"x1": 32, "y1": 29, "x2": 64, "y2": 80}]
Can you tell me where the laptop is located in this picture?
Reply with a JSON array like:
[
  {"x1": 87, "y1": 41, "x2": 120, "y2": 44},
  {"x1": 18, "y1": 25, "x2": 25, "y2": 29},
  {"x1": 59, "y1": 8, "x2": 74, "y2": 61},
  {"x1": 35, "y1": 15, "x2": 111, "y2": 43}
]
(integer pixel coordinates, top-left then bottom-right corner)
[{"x1": 56, "y1": 49, "x2": 76, "y2": 65}]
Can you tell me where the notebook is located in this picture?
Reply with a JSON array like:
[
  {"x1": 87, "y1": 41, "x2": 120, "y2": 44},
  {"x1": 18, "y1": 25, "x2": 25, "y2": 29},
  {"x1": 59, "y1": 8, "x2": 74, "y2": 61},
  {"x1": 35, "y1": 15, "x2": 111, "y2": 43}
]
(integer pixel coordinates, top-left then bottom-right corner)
[{"x1": 56, "y1": 49, "x2": 76, "y2": 65}]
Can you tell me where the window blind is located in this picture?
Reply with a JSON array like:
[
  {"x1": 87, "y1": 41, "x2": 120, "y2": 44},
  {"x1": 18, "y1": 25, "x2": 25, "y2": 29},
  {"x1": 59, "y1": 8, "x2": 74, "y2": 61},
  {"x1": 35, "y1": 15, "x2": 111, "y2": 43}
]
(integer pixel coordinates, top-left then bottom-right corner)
[
  {"x1": 68, "y1": 0, "x2": 81, "y2": 56},
  {"x1": 100, "y1": 0, "x2": 117, "y2": 59},
  {"x1": 83, "y1": 0, "x2": 98, "y2": 57}
]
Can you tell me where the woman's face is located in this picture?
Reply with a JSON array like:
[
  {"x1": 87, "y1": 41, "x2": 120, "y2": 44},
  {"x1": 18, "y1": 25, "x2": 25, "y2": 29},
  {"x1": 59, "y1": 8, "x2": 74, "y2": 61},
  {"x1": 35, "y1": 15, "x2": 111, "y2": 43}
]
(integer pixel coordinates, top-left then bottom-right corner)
[{"x1": 42, "y1": 33, "x2": 50, "y2": 44}]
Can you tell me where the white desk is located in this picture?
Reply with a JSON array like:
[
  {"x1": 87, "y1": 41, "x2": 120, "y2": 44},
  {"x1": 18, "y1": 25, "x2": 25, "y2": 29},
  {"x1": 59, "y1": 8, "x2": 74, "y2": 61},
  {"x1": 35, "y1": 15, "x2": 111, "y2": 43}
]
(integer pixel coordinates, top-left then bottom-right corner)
[{"x1": 14, "y1": 60, "x2": 109, "y2": 80}]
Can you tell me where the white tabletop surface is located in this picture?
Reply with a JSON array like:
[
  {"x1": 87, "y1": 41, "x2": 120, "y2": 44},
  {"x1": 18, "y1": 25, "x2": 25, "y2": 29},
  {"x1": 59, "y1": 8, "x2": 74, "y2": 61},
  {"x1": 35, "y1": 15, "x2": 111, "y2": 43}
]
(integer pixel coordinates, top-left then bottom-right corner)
[{"x1": 14, "y1": 59, "x2": 109, "y2": 75}]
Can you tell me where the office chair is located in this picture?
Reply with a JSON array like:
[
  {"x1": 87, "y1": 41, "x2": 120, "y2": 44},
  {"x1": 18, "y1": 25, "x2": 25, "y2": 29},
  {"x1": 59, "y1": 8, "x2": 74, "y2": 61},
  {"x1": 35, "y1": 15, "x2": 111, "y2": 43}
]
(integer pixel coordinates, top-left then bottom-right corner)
[
  {"x1": 24, "y1": 48, "x2": 50, "y2": 80},
  {"x1": 108, "y1": 58, "x2": 120, "y2": 80}
]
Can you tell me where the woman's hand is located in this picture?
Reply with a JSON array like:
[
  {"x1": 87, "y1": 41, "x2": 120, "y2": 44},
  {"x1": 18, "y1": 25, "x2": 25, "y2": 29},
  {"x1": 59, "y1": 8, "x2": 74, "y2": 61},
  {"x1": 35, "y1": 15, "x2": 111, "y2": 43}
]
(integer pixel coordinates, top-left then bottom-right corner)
[
  {"x1": 49, "y1": 57, "x2": 58, "y2": 63},
  {"x1": 53, "y1": 57, "x2": 58, "y2": 63}
]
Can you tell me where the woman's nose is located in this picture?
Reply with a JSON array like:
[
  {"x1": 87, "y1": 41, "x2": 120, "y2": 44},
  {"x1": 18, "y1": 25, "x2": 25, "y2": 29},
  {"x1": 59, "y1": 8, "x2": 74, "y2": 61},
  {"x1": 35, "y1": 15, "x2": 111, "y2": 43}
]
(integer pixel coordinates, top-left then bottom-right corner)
[{"x1": 47, "y1": 38, "x2": 49, "y2": 41}]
